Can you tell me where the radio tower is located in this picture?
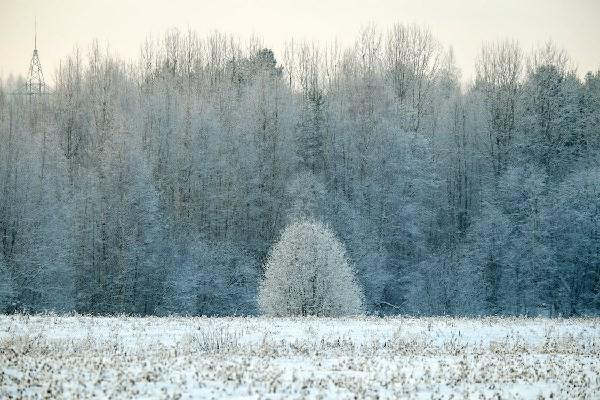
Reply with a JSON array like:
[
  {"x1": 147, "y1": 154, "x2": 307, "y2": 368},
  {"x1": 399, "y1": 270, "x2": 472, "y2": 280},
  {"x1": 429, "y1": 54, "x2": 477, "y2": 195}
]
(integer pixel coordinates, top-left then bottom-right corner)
[{"x1": 25, "y1": 18, "x2": 48, "y2": 98}]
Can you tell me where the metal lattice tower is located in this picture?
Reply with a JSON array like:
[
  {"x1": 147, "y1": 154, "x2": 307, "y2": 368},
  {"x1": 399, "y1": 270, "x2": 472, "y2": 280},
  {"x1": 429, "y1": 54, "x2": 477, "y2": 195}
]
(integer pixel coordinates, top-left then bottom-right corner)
[{"x1": 25, "y1": 19, "x2": 48, "y2": 98}]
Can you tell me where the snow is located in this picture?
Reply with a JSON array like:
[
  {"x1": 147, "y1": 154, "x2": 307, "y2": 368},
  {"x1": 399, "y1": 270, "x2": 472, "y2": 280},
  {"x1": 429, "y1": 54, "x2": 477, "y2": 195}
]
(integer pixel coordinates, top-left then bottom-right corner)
[{"x1": 1, "y1": 315, "x2": 598, "y2": 398}]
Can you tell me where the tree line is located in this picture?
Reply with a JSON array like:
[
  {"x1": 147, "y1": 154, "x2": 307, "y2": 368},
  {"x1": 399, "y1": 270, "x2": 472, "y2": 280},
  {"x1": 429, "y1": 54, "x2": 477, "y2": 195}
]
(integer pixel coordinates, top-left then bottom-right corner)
[{"x1": 0, "y1": 25, "x2": 598, "y2": 316}]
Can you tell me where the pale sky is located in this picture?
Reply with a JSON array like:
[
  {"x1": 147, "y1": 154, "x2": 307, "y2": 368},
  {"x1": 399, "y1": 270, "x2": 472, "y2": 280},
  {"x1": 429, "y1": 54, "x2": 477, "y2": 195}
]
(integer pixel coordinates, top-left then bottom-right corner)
[{"x1": 1, "y1": 0, "x2": 599, "y2": 85}]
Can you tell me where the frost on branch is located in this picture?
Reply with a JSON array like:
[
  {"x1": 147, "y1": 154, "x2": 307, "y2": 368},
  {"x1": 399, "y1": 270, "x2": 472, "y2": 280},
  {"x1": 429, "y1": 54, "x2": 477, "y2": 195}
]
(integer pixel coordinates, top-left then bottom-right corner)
[
  {"x1": 0, "y1": 255, "x2": 14, "y2": 313},
  {"x1": 259, "y1": 218, "x2": 363, "y2": 316}
]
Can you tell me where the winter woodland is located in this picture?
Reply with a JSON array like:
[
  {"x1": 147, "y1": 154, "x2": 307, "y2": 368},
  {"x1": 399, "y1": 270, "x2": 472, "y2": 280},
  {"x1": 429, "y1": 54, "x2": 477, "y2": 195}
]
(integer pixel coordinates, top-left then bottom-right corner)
[{"x1": 0, "y1": 25, "x2": 598, "y2": 316}]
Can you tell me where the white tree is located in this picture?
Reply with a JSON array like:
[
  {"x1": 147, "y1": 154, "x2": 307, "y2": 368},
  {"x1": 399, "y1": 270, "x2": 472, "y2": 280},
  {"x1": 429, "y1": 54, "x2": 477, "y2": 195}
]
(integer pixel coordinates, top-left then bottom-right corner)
[{"x1": 259, "y1": 218, "x2": 363, "y2": 316}]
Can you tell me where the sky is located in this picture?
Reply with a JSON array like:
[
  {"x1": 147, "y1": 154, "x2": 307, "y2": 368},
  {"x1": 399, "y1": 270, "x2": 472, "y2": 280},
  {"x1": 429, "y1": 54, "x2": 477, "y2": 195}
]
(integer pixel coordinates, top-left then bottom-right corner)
[{"x1": 1, "y1": 0, "x2": 599, "y2": 85}]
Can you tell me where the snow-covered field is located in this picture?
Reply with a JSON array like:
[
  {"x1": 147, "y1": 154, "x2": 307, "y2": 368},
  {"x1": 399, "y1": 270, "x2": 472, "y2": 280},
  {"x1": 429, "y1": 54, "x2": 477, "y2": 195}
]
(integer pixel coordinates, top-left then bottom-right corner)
[{"x1": 0, "y1": 315, "x2": 598, "y2": 399}]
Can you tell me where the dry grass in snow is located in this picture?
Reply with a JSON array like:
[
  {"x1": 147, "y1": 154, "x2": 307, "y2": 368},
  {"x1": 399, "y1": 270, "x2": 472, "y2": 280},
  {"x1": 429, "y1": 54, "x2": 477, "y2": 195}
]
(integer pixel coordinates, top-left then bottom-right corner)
[{"x1": 0, "y1": 315, "x2": 598, "y2": 399}]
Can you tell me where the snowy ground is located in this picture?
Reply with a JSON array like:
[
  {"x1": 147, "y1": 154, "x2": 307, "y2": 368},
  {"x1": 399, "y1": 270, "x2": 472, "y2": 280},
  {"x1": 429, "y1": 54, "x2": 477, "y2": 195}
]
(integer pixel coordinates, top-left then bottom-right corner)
[{"x1": 0, "y1": 315, "x2": 598, "y2": 399}]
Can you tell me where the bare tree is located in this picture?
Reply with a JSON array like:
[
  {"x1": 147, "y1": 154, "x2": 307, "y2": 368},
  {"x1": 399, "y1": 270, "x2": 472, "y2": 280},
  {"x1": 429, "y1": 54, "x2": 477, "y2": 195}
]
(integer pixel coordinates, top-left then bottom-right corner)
[{"x1": 475, "y1": 39, "x2": 523, "y2": 175}]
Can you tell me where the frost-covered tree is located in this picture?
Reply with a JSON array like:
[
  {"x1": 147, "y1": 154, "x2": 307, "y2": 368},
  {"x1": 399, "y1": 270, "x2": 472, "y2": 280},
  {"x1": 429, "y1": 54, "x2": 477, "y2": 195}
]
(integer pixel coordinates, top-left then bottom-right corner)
[
  {"x1": 0, "y1": 25, "x2": 599, "y2": 316},
  {"x1": 519, "y1": 43, "x2": 581, "y2": 177},
  {"x1": 259, "y1": 219, "x2": 363, "y2": 316},
  {"x1": 159, "y1": 240, "x2": 258, "y2": 316},
  {"x1": 0, "y1": 254, "x2": 14, "y2": 312},
  {"x1": 474, "y1": 39, "x2": 523, "y2": 175},
  {"x1": 544, "y1": 167, "x2": 600, "y2": 315}
]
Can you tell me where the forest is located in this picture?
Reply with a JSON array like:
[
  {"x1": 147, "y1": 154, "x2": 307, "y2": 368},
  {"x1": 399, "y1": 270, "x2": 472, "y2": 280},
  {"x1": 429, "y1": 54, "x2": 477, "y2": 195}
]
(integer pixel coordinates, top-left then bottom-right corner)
[{"x1": 0, "y1": 24, "x2": 598, "y2": 316}]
